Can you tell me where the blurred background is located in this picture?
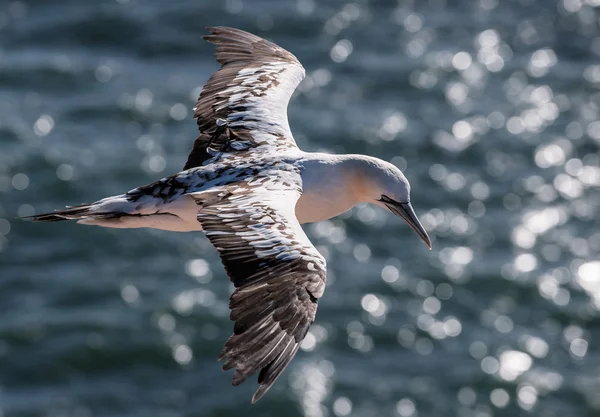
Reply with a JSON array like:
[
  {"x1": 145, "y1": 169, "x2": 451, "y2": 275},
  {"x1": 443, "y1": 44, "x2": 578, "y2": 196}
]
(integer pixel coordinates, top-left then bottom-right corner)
[{"x1": 1, "y1": 0, "x2": 600, "y2": 416}]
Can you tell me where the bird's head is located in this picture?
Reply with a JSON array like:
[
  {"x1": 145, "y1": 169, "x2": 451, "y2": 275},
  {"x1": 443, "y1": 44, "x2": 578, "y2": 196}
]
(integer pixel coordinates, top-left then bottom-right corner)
[{"x1": 356, "y1": 156, "x2": 432, "y2": 249}]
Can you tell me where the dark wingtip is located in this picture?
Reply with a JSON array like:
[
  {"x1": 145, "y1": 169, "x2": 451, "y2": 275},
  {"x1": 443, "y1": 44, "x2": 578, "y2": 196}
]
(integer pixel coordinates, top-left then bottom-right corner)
[
  {"x1": 203, "y1": 26, "x2": 219, "y2": 38},
  {"x1": 202, "y1": 26, "x2": 220, "y2": 43},
  {"x1": 203, "y1": 26, "x2": 247, "y2": 41},
  {"x1": 251, "y1": 386, "x2": 268, "y2": 404}
]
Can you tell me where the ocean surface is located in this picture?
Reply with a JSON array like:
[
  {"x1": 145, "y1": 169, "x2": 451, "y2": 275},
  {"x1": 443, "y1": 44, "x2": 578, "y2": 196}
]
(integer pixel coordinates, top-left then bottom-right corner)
[{"x1": 1, "y1": 0, "x2": 600, "y2": 416}]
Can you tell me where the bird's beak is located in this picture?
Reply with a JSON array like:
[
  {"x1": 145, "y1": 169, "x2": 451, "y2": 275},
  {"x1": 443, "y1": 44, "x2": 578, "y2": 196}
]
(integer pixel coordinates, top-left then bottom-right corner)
[{"x1": 384, "y1": 200, "x2": 432, "y2": 249}]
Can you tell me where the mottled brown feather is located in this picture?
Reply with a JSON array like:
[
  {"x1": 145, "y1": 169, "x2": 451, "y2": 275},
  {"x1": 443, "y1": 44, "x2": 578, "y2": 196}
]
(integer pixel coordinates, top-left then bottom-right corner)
[
  {"x1": 184, "y1": 27, "x2": 305, "y2": 170},
  {"x1": 192, "y1": 183, "x2": 326, "y2": 403}
]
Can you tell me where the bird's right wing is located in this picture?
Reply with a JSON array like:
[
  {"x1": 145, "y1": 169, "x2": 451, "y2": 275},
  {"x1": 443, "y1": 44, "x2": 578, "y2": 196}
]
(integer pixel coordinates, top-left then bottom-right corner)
[
  {"x1": 190, "y1": 183, "x2": 326, "y2": 403},
  {"x1": 184, "y1": 27, "x2": 306, "y2": 170}
]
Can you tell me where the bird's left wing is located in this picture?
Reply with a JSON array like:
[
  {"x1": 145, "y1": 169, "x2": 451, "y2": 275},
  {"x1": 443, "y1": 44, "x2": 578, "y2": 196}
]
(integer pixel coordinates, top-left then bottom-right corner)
[
  {"x1": 190, "y1": 184, "x2": 326, "y2": 402},
  {"x1": 184, "y1": 27, "x2": 306, "y2": 170}
]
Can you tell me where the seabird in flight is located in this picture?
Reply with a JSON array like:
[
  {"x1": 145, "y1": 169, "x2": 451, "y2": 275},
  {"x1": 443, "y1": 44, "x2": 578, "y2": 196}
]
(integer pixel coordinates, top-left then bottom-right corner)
[{"x1": 26, "y1": 27, "x2": 432, "y2": 403}]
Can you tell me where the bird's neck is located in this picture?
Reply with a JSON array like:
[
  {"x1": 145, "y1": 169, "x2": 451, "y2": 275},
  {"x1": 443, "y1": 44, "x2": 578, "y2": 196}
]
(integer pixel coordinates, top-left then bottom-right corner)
[{"x1": 295, "y1": 154, "x2": 372, "y2": 224}]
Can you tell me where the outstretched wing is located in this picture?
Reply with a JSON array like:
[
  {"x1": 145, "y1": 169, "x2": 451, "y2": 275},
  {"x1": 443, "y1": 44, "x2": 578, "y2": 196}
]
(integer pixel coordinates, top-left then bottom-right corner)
[
  {"x1": 191, "y1": 183, "x2": 326, "y2": 403},
  {"x1": 184, "y1": 27, "x2": 306, "y2": 170}
]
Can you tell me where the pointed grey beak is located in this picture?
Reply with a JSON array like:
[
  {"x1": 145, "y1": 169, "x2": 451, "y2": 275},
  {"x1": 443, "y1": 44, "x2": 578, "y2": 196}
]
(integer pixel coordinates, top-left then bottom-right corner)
[{"x1": 384, "y1": 200, "x2": 432, "y2": 249}]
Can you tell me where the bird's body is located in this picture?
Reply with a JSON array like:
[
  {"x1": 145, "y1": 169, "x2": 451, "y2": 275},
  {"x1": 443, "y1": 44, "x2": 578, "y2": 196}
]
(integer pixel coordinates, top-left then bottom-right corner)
[
  {"x1": 53, "y1": 152, "x2": 384, "y2": 231},
  {"x1": 27, "y1": 27, "x2": 432, "y2": 403}
]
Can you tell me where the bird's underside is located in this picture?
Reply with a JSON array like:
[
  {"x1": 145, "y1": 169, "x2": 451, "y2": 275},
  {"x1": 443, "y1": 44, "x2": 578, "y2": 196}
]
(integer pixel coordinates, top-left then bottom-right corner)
[{"x1": 26, "y1": 26, "x2": 323, "y2": 402}]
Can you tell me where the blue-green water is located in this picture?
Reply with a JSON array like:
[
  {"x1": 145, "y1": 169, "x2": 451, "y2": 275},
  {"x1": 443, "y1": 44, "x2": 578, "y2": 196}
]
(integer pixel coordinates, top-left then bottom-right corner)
[{"x1": 1, "y1": 0, "x2": 600, "y2": 416}]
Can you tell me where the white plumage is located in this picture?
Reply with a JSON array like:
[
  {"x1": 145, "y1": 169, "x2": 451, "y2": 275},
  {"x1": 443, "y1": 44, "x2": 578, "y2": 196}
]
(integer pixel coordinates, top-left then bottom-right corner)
[{"x1": 27, "y1": 27, "x2": 431, "y2": 403}]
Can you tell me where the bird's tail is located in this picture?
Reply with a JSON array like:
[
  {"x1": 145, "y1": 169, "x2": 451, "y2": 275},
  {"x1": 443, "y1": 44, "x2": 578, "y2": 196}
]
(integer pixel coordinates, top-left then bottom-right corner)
[
  {"x1": 22, "y1": 202, "x2": 128, "y2": 223},
  {"x1": 21, "y1": 195, "x2": 143, "y2": 227},
  {"x1": 22, "y1": 193, "x2": 201, "y2": 231}
]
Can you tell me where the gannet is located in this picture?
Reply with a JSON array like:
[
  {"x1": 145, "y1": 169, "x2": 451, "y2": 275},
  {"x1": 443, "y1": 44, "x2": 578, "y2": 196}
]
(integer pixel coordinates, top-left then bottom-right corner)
[{"x1": 26, "y1": 27, "x2": 432, "y2": 402}]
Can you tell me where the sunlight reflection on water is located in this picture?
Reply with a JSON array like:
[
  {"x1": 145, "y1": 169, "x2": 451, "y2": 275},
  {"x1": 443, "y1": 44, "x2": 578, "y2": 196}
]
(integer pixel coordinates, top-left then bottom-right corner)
[{"x1": 1, "y1": 0, "x2": 599, "y2": 416}]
